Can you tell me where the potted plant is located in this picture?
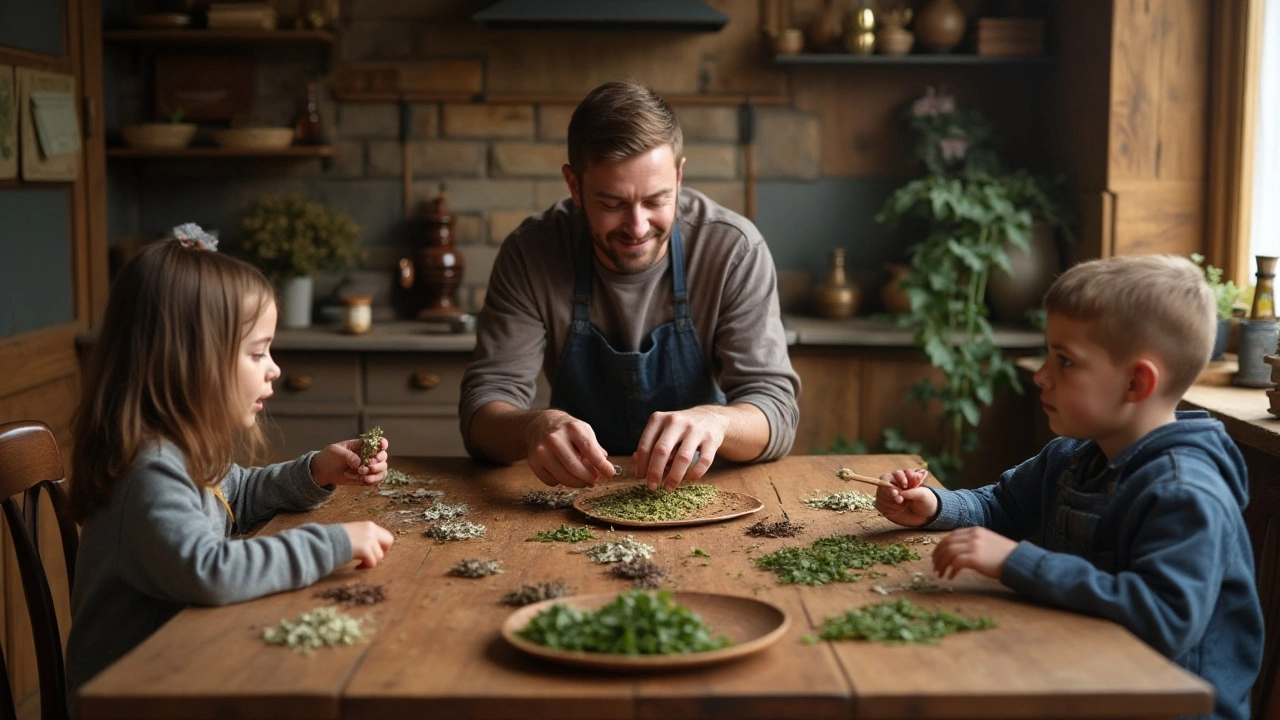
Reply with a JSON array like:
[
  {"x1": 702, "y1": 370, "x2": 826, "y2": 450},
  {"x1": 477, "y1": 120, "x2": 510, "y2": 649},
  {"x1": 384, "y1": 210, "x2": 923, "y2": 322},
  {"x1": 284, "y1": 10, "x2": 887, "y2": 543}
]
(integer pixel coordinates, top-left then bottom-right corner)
[
  {"x1": 238, "y1": 194, "x2": 361, "y2": 329},
  {"x1": 874, "y1": 87, "x2": 1074, "y2": 486},
  {"x1": 1192, "y1": 253, "x2": 1242, "y2": 360}
]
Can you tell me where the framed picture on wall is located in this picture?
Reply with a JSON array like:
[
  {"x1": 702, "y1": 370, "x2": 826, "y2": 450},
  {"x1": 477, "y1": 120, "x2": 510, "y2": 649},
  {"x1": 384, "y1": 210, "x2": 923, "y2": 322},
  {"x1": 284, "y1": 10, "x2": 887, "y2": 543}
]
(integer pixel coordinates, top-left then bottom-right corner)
[{"x1": 0, "y1": 64, "x2": 16, "y2": 180}]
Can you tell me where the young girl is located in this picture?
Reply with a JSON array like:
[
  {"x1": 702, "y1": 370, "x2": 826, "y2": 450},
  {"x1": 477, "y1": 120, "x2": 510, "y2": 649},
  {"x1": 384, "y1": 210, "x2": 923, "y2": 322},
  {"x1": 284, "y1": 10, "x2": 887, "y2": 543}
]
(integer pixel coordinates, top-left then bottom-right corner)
[{"x1": 65, "y1": 237, "x2": 395, "y2": 704}]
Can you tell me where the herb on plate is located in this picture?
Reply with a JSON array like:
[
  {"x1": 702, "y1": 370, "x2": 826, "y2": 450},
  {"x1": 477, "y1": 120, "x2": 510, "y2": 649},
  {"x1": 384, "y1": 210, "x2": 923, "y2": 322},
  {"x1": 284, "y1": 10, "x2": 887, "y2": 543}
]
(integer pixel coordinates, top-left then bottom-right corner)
[{"x1": 516, "y1": 589, "x2": 731, "y2": 655}]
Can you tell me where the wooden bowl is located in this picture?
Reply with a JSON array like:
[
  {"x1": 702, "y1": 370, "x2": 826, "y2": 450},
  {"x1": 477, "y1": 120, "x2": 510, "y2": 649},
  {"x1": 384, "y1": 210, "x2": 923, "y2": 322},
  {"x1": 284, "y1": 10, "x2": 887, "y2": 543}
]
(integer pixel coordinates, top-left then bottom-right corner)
[
  {"x1": 120, "y1": 123, "x2": 197, "y2": 149},
  {"x1": 876, "y1": 28, "x2": 915, "y2": 56},
  {"x1": 211, "y1": 127, "x2": 294, "y2": 150}
]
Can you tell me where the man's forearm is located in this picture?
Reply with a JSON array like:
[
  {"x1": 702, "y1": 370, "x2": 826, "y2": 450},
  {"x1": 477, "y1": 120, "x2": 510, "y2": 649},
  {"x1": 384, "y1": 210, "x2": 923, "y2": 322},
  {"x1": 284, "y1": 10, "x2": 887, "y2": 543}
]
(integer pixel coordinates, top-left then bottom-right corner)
[
  {"x1": 715, "y1": 402, "x2": 771, "y2": 462},
  {"x1": 467, "y1": 401, "x2": 541, "y2": 464}
]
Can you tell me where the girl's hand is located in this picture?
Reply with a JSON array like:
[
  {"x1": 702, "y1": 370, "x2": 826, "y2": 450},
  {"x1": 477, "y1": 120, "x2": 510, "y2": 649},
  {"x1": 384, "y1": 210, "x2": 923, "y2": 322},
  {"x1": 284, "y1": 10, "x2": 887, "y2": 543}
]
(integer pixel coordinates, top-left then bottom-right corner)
[
  {"x1": 340, "y1": 522, "x2": 394, "y2": 569},
  {"x1": 931, "y1": 527, "x2": 1017, "y2": 580},
  {"x1": 311, "y1": 438, "x2": 389, "y2": 487},
  {"x1": 874, "y1": 468, "x2": 936, "y2": 527}
]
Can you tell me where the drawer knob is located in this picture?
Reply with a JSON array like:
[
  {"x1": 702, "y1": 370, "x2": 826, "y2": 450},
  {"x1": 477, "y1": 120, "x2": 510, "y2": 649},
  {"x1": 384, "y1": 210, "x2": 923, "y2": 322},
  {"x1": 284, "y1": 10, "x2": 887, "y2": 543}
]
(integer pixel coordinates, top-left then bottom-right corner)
[
  {"x1": 285, "y1": 374, "x2": 314, "y2": 391},
  {"x1": 412, "y1": 372, "x2": 441, "y2": 390}
]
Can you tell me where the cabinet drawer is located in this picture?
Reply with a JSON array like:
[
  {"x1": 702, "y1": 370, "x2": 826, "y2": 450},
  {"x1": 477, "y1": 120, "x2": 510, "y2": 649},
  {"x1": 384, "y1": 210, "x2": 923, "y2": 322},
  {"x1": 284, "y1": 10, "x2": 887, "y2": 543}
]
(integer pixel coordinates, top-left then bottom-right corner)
[
  {"x1": 261, "y1": 415, "x2": 361, "y2": 464},
  {"x1": 365, "y1": 353, "x2": 469, "y2": 408},
  {"x1": 272, "y1": 352, "x2": 360, "y2": 407},
  {"x1": 366, "y1": 415, "x2": 467, "y2": 457}
]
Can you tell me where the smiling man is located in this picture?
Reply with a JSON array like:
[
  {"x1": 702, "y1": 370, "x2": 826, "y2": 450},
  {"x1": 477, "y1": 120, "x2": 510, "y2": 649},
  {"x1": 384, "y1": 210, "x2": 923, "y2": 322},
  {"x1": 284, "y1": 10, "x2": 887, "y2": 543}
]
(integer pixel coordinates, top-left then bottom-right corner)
[{"x1": 460, "y1": 80, "x2": 799, "y2": 491}]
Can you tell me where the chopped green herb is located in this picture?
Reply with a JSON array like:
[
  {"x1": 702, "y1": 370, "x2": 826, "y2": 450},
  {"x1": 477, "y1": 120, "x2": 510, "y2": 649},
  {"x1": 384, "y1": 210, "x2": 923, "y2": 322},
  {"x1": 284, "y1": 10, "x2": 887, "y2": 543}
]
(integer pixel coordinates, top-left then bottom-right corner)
[
  {"x1": 585, "y1": 484, "x2": 718, "y2": 522},
  {"x1": 528, "y1": 525, "x2": 598, "y2": 543},
  {"x1": 584, "y1": 536, "x2": 654, "y2": 563},
  {"x1": 262, "y1": 606, "x2": 370, "y2": 654},
  {"x1": 804, "y1": 491, "x2": 877, "y2": 512},
  {"x1": 752, "y1": 534, "x2": 918, "y2": 586},
  {"x1": 809, "y1": 598, "x2": 995, "y2": 644},
  {"x1": 516, "y1": 590, "x2": 731, "y2": 655},
  {"x1": 359, "y1": 426, "x2": 384, "y2": 466},
  {"x1": 691, "y1": 548, "x2": 710, "y2": 557}
]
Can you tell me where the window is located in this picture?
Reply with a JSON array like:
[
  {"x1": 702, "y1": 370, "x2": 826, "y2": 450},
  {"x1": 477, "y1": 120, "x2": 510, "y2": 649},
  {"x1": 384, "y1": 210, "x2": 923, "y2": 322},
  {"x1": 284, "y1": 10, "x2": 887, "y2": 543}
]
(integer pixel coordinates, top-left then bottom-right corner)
[{"x1": 1249, "y1": 0, "x2": 1280, "y2": 262}]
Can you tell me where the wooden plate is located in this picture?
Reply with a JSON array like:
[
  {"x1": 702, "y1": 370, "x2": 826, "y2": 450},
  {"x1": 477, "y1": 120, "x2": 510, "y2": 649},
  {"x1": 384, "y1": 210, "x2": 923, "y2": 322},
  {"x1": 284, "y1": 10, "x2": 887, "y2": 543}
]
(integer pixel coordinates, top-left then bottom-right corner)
[
  {"x1": 573, "y1": 484, "x2": 764, "y2": 528},
  {"x1": 501, "y1": 591, "x2": 789, "y2": 671}
]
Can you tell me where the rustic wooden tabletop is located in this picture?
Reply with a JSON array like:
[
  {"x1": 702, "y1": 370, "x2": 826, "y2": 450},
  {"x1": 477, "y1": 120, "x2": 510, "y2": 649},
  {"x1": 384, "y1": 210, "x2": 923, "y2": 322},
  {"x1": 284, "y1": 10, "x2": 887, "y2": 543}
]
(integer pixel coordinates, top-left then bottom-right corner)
[{"x1": 76, "y1": 455, "x2": 1213, "y2": 720}]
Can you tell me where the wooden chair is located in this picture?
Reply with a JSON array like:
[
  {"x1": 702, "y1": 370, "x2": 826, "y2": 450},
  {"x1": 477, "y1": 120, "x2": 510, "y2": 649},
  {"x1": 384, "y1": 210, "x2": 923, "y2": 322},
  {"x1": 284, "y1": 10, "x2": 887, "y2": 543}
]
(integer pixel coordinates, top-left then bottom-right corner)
[{"x1": 0, "y1": 421, "x2": 79, "y2": 720}]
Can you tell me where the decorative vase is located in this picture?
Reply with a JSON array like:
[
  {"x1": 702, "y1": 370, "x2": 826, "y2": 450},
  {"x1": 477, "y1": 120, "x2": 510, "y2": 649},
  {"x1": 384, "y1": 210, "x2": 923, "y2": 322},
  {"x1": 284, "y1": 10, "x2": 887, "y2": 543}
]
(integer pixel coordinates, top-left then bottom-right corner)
[
  {"x1": 1250, "y1": 255, "x2": 1277, "y2": 320},
  {"x1": 807, "y1": 0, "x2": 846, "y2": 52},
  {"x1": 881, "y1": 263, "x2": 912, "y2": 315},
  {"x1": 398, "y1": 194, "x2": 466, "y2": 319},
  {"x1": 914, "y1": 0, "x2": 966, "y2": 53},
  {"x1": 986, "y1": 221, "x2": 1059, "y2": 323},
  {"x1": 1234, "y1": 319, "x2": 1279, "y2": 388},
  {"x1": 812, "y1": 248, "x2": 860, "y2": 319},
  {"x1": 280, "y1": 275, "x2": 314, "y2": 329}
]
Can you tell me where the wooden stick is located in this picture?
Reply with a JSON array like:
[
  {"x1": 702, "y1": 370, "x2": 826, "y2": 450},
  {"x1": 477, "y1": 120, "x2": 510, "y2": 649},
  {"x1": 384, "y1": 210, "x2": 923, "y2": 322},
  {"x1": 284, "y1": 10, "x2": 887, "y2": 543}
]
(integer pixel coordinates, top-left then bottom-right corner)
[{"x1": 835, "y1": 467, "x2": 895, "y2": 488}]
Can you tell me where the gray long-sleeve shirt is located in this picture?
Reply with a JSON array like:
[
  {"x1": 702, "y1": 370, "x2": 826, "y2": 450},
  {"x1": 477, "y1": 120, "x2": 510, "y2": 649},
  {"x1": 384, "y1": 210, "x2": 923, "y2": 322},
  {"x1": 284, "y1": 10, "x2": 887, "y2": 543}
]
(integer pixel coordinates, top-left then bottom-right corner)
[
  {"x1": 66, "y1": 440, "x2": 352, "y2": 703},
  {"x1": 460, "y1": 188, "x2": 800, "y2": 461}
]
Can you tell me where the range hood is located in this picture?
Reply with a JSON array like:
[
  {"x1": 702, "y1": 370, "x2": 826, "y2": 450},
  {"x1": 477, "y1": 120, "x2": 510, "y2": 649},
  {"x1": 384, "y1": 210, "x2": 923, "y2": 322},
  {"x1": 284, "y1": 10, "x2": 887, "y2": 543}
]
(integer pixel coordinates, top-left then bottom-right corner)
[{"x1": 473, "y1": 0, "x2": 729, "y2": 32}]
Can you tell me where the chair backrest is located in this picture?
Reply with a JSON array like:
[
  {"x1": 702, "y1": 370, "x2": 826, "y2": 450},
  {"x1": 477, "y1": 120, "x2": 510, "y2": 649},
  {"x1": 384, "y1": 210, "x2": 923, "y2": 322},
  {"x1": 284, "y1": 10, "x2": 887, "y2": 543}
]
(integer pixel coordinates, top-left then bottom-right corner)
[{"x1": 0, "y1": 421, "x2": 79, "y2": 720}]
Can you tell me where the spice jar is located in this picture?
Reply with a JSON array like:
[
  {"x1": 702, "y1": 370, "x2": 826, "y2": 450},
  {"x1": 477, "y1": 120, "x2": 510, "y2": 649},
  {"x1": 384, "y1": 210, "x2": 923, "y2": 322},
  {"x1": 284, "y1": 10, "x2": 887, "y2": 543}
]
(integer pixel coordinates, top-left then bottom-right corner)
[{"x1": 341, "y1": 295, "x2": 373, "y2": 334}]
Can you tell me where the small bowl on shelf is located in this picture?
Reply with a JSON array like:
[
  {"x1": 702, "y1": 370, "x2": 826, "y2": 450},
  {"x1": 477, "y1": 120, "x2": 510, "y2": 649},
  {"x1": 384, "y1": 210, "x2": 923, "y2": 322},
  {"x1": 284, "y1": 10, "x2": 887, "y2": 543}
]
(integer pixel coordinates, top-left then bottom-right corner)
[
  {"x1": 773, "y1": 28, "x2": 805, "y2": 56},
  {"x1": 120, "y1": 122, "x2": 198, "y2": 149},
  {"x1": 876, "y1": 27, "x2": 915, "y2": 56},
  {"x1": 211, "y1": 127, "x2": 295, "y2": 150}
]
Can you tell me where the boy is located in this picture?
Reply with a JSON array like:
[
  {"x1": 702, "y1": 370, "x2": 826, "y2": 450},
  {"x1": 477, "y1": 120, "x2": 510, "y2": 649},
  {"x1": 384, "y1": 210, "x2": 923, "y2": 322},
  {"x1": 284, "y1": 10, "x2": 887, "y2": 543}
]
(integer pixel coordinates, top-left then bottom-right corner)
[{"x1": 877, "y1": 255, "x2": 1263, "y2": 720}]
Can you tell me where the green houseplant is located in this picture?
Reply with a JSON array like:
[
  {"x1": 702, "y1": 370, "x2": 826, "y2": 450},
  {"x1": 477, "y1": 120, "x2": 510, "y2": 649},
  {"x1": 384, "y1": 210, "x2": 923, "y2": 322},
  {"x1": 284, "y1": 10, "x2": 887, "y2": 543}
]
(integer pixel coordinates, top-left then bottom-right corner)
[
  {"x1": 874, "y1": 87, "x2": 1073, "y2": 486},
  {"x1": 238, "y1": 194, "x2": 361, "y2": 328},
  {"x1": 1192, "y1": 253, "x2": 1242, "y2": 360}
]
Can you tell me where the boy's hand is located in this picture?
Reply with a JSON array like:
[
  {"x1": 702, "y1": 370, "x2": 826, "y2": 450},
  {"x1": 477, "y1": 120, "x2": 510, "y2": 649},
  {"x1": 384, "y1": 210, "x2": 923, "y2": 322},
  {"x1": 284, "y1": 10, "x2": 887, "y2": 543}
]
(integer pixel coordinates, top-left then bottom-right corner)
[
  {"x1": 931, "y1": 527, "x2": 1017, "y2": 580},
  {"x1": 340, "y1": 522, "x2": 394, "y2": 569},
  {"x1": 312, "y1": 438, "x2": 389, "y2": 487},
  {"x1": 875, "y1": 468, "x2": 936, "y2": 527}
]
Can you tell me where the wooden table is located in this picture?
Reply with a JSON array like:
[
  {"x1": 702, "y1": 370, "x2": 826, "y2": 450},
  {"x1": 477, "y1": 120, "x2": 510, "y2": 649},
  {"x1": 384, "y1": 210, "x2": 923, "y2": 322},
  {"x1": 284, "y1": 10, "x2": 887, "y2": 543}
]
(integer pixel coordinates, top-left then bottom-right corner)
[{"x1": 76, "y1": 455, "x2": 1212, "y2": 720}]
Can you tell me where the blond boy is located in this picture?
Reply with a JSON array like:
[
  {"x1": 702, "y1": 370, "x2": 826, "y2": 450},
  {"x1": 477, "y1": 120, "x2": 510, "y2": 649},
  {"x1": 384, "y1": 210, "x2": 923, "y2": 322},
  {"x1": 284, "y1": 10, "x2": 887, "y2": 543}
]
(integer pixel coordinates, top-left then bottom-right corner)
[{"x1": 878, "y1": 255, "x2": 1263, "y2": 720}]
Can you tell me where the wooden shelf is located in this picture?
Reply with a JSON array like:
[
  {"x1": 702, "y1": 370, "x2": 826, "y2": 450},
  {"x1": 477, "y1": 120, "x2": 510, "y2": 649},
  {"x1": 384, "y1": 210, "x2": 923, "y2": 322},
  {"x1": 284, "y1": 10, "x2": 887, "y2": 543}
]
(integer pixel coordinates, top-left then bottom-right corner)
[
  {"x1": 103, "y1": 28, "x2": 337, "y2": 47},
  {"x1": 773, "y1": 53, "x2": 1054, "y2": 66},
  {"x1": 106, "y1": 145, "x2": 336, "y2": 159}
]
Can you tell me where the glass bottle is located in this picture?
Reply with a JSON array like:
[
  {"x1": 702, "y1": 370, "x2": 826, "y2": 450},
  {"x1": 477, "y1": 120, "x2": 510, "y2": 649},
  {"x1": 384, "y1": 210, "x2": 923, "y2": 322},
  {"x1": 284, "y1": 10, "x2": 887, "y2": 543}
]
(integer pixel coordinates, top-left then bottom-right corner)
[
  {"x1": 294, "y1": 82, "x2": 324, "y2": 145},
  {"x1": 1251, "y1": 255, "x2": 1277, "y2": 320}
]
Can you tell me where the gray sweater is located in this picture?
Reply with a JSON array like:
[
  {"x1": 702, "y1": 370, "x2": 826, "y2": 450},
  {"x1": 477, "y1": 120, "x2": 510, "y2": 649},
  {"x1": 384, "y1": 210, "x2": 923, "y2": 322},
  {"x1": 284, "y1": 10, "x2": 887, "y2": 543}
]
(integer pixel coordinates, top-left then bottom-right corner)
[
  {"x1": 65, "y1": 440, "x2": 352, "y2": 702},
  {"x1": 461, "y1": 188, "x2": 801, "y2": 461}
]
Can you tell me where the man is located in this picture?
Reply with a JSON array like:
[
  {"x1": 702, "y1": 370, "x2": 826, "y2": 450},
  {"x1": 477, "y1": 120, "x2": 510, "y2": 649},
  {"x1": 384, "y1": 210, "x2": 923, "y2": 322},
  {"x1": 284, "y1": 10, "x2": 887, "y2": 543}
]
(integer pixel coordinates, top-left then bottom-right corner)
[{"x1": 460, "y1": 80, "x2": 799, "y2": 491}]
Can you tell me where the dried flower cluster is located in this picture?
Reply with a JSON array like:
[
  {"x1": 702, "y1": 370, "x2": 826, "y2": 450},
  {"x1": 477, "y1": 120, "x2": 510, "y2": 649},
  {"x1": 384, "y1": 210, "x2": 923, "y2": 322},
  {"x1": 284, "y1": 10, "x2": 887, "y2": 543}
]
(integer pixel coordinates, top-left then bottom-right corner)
[
  {"x1": 500, "y1": 580, "x2": 570, "y2": 607},
  {"x1": 261, "y1": 606, "x2": 370, "y2": 654},
  {"x1": 449, "y1": 558, "x2": 504, "y2": 578},
  {"x1": 584, "y1": 536, "x2": 654, "y2": 563},
  {"x1": 239, "y1": 194, "x2": 361, "y2": 282},
  {"x1": 313, "y1": 582, "x2": 387, "y2": 607},
  {"x1": 521, "y1": 489, "x2": 579, "y2": 509},
  {"x1": 421, "y1": 502, "x2": 470, "y2": 522},
  {"x1": 358, "y1": 426, "x2": 383, "y2": 466},
  {"x1": 804, "y1": 491, "x2": 877, "y2": 512},
  {"x1": 426, "y1": 520, "x2": 487, "y2": 541}
]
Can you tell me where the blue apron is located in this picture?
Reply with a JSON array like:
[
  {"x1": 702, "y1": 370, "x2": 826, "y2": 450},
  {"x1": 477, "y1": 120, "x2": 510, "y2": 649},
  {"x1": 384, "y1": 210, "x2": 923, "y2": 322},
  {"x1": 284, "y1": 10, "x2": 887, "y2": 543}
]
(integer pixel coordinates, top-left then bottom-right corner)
[{"x1": 549, "y1": 224, "x2": 725, "y2": 455}]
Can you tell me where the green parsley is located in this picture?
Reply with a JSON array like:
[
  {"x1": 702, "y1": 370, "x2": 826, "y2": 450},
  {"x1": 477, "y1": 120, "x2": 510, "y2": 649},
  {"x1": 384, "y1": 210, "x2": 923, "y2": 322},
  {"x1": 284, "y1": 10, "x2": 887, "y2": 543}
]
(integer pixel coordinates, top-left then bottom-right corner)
[
  {"x1": 810, "y1": 599, "x2": 995, "y2": 644},
  {"x1": 517, "y1": 590, "x2": 731, "y2": 655},
  {"x1": 752, "y1": 534, "x2": 918, "y2": 586}
]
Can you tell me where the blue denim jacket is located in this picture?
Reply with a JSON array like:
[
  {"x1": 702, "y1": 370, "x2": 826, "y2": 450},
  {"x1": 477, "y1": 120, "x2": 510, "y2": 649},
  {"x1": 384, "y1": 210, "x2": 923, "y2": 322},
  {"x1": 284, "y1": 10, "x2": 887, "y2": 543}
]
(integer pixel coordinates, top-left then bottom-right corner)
[{"x1": 930, "y1": 411, "x2": 1263, "y2": 720}]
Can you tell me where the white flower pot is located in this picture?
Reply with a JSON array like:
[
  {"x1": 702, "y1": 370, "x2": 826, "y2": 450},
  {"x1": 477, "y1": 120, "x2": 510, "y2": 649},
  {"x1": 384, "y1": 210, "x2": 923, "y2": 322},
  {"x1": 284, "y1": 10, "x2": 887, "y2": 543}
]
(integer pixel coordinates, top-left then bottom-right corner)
[{"x1": 279, "y1": 275, "x2": 314, "y2": 329}]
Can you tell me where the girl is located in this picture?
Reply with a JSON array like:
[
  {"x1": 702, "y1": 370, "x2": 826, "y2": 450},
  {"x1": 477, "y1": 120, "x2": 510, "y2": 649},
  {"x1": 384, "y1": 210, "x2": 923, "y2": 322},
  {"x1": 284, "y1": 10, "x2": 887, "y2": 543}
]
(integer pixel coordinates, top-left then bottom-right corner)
[{"x1": 65, "y1": 237, "x2": 394, "y2": 704}]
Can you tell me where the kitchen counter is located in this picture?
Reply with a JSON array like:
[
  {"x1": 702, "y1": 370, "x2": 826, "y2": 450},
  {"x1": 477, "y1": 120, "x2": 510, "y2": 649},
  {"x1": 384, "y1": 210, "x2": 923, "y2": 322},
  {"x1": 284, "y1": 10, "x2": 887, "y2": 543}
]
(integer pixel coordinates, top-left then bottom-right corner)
[{"x1": 783, "y1": 314, "x2": 1044, "y2": 348}]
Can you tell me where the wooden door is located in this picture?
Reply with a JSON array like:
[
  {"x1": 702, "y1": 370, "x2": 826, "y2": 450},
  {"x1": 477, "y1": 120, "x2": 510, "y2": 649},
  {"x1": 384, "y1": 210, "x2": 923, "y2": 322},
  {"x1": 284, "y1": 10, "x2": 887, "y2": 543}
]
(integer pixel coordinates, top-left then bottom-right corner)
[{"x1": 0, "y1": 0, "x2": 107, "y2": 714}]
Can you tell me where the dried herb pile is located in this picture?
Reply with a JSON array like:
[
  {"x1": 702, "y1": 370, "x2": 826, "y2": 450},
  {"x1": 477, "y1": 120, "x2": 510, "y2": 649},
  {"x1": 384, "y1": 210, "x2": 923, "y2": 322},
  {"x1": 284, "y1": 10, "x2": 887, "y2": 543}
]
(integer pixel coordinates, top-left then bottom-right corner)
[
  {"x1": 359, "y1": 426, "x2": 383, "y2": 465},
  {"x1": 584, "y1": 536, "x2": 654, "y2": 563},
  {"x1": 528, "y1": 525, "x2": 598, "y2": 543},
  {"x1": 314, "y1": 582, "x2": 387, "y2": 606},
  {"x1": 426, "y1": 520, "x2": 487, "y2": 541},
  {"x1": 449, "y1": 558, "x2": 503, "y2": 578},
  {"x1": 516, "y1": 590, "x2": 731, "y2": 655},
  {"x1": 803, "y1": 491, "x2": 877, "y2": 512},
  {"x1": 753, "y1": 534, "x2": 918, "y2": 585},
  {"x1": 262, "y1": 606, "x2": 370, "y2": 653},
  {"x1": 421, "y1": 501, "x2": 470, "y2": 521},
  {"x1": 501, "y1": 580, "x2": 570, "y2": 607},
  {"x1": 610, "y1": 559, "x2": 668, "y2": 590},
  {"x1": 586, "y1": 484, "x2": 718, "y2": 522},
  {"x1": 809, "y1": 599, "x2": 994, "y2": 644},
  {"x1": 522, "y1": 489, "x2": 579, "y2": 509},
  {"x1": 745, "y1": 519, "x2": 805, "y2": 538}
]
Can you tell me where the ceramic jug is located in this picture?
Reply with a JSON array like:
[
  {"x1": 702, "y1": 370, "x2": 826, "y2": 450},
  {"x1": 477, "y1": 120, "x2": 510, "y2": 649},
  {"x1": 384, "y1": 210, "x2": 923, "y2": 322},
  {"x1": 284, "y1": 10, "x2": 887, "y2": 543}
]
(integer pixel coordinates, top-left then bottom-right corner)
[
  {"x1": 914, "y1": 0, "x2": 966, "y2": 53},
  {"x1": 813, "y1": 248, "x2": 860, "y2": 319}
]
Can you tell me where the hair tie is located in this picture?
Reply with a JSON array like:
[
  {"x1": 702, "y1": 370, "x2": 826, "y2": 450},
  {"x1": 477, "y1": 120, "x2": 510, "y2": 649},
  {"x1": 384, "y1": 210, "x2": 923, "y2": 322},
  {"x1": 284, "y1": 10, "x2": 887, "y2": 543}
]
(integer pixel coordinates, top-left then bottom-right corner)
[{"x1": 170, "y1": 223, "x2": 219, "y2": 252}]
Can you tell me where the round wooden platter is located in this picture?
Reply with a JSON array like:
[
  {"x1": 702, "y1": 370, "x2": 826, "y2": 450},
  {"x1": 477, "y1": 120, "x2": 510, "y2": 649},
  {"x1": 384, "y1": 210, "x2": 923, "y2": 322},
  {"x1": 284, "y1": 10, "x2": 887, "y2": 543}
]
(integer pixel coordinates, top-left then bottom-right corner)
[
  {"x1": 501, "y1": 591, "x2": 789, "y2": 672},
  {"x1": 572, "y1": 484, "x2": 764, "y2": 528}
]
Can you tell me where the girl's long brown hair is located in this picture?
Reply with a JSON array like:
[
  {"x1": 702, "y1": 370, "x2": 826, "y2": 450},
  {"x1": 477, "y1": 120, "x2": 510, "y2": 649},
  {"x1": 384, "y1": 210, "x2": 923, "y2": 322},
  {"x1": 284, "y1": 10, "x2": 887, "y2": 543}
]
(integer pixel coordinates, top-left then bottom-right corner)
[{"x1": 70, "y1": 241, "x2": 275, "y2": 523}]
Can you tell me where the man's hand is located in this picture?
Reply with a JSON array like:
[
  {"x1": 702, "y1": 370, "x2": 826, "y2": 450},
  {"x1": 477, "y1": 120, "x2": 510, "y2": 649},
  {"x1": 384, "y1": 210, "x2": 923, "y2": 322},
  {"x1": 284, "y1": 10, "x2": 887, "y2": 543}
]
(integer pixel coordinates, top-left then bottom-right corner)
[
  {"x1": 931, "y1": 527, "x2": 1017, "y2": 580},
  {"x1": 312, "y1": 438, "x2": 388, "y2": 487},
  {"x1": 525, "y1": 409, "x2": 617, "y2": 488},
  {"x1": 634, "y1": 406, "x2": 729, "y2": 491},
  {"x1": 874, "y1": 468, "x2": 936, "y2": 527}
]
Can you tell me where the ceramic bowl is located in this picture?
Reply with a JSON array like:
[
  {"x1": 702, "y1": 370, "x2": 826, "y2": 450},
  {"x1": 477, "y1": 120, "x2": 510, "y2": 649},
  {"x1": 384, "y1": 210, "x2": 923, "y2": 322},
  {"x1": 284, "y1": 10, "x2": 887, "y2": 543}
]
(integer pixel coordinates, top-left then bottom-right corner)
[{"x1": 120, "y1": 123, "x2": 197, "y2": 149}]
